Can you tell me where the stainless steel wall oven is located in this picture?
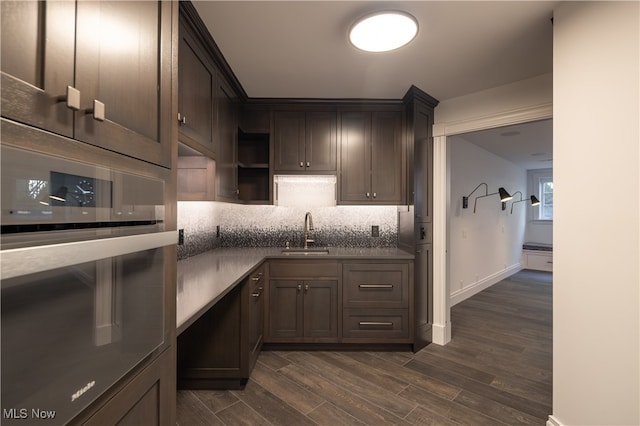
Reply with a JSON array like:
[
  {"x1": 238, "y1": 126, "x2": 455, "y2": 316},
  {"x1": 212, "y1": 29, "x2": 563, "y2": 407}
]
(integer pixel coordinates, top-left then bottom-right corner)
[{"x1": 0, "y1": 144, "x2": 174, "y2": 425}]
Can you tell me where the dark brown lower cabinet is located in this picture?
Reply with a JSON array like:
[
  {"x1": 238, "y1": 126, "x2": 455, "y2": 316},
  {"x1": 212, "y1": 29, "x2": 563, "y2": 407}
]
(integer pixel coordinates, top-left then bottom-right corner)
[
  {"x1": 80, "y1": 348, "x2": 175, "y2": 425},
  {"x1": 266, "y1": 261, "x2": 339, "y2": 343},
  {"x1": 177, "y1": 265, "x2": 265, "y2": 389},
  {"x1": 342, "y1": 261, "x2": 413, "y2": 344},
  {"x1": 268, "y1": 280, "x2": 338, "y2": 342}
]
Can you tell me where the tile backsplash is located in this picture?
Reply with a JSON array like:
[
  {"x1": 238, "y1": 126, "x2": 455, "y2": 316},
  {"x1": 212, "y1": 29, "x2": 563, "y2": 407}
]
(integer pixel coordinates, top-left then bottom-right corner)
[{"x1": 177, "y1": 201, "x2": 399, "y2": 260}]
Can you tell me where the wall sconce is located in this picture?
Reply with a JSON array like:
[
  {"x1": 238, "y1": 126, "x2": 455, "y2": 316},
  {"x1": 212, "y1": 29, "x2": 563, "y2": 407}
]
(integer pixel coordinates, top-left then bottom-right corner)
[
  {"x1": 462, "y1": 183, "x2": 513, "y2": 213},
  {"x1": 509, "y1": 191, "x2": 541, "y2": 214}
]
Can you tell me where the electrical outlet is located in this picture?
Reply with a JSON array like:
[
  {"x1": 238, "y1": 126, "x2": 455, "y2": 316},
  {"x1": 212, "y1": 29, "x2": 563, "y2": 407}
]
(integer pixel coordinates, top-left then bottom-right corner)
[
  {"x1": 178, "y1": 229, "x2": 184, "y2": 245},
  {"x1": 371, "y1": 225, "x2": 379, "y2": 237}
]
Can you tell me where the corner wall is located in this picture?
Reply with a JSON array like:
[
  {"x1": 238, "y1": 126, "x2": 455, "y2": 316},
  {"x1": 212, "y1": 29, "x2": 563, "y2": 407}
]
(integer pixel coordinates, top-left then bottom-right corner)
[{"x1": 552, "y1": 2, "x2": 639, "y2": 425}]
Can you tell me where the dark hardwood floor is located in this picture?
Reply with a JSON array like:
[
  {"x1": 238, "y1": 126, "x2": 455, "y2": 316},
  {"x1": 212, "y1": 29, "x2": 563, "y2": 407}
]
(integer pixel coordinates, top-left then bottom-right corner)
[{"x1": 177, "y1": 269, "x2": 552, "y2": 425}]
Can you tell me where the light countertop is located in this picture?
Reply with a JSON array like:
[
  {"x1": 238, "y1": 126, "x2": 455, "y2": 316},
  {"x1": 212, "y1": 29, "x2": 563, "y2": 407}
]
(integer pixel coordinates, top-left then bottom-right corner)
[{"x1": 176, "y1": 247, "x2": 413, "y2": 334}]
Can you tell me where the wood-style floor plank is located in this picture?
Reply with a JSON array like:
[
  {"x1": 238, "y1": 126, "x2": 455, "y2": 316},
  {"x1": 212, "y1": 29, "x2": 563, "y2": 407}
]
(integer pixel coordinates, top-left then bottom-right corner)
[{"x1": 177, "y1": 270, "x2": 552, "y2": 425}]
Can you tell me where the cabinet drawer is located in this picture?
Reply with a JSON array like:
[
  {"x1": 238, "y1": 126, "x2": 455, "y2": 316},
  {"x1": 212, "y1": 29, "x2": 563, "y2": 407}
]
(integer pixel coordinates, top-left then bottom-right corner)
[
  {"x1": 524, "y1": 251, "x2": 553, "y2": 271},
  {"x1": 343, "y1": 263, "x2": 409, "y2": 308},
  {"x1": 343, "y1": 309, "x2": 409, "y2": 339},
  {"x1": 269, "y1": 261, "x2": 338, "y2": 278}
]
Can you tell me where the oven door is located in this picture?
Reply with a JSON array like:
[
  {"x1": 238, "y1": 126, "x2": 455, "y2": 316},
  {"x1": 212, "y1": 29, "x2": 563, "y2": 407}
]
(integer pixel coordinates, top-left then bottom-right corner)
[{"x1": 1, "y1": 231, "x2": 174, "y2": 425}]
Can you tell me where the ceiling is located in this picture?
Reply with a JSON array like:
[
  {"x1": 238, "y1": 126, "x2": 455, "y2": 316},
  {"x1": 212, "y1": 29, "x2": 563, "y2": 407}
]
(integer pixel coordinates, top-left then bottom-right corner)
[
  {"x1": 192, "y1": 1, "x2": 555, "y2": 101},
  {"x1": 192, "y1": 1, "x2": 555, "y2": 169},
  {"x1": 451, "y1": 119, "x2": 553, "y2": 170}
]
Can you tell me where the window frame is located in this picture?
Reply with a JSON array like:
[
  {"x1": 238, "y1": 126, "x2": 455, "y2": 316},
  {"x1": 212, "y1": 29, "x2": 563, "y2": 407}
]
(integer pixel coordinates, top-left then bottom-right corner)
[{"x1": 527, "y1": 168, "x2": 553, "y2": 223}]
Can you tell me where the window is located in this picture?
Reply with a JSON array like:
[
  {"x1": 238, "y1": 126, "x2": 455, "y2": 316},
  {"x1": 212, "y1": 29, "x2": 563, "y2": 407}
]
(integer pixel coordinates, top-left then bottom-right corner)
[{"x1": 528, "y1": 169, "x2": 553, "y2": 221}]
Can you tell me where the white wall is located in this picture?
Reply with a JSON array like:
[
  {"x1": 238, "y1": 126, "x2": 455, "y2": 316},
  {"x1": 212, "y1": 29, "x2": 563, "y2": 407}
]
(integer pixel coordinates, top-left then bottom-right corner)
[
  {"x1": 448, "y1": 137, "x2": 526, "y2": 305},
  {"x1": 525, "y1": 220, "x2": 552, "y2": 244},
  {"x1": 435, "y1": 73, "x2": 552, "y2": 125},
  {"x1": 552, "y1": 2, "x2": 639, "y2": 426}
]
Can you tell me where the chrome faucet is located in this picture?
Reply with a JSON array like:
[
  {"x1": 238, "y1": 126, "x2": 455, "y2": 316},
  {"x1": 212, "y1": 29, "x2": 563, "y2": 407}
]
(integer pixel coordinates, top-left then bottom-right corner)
[{"x1": 303, "y1": 211, "x2": 314, "y2": 249}]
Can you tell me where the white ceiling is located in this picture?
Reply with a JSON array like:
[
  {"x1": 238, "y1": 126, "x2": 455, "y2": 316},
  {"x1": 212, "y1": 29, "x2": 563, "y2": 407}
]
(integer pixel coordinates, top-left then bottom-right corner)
[
  {"x1": 192, "y1": 1, "x2": 555, "y2": 169},
  {"x1": 451, "y1": 119, "x2": 553, "y2": 170},
  {"x1": 192, "y1": 1, "x2": 555, "y2": 101}
]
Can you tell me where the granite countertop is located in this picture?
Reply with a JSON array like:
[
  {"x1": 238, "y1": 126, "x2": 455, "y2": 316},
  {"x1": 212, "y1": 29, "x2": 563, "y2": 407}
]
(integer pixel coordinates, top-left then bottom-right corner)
[{"x1": 176, "y1": 246, "x2": 414, "y2": 334}]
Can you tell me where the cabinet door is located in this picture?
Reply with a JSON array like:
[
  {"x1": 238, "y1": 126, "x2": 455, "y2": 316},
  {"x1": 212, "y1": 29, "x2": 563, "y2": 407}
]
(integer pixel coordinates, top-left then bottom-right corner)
[
  {"x1": 414, "y1": 243, "x2": 432, "y2": 351},
  {"x1": 1, "y1": 1, "x2": 75, "y2": 138},
  {"x1": 215, "y1": 75, "x2": 239, "y2": 201},
  {"x1": 268, "y1": 280, "x2": 303, "y2": 340},
  {"x1": 178, "y1": 26, "x2": 215, "y2": 155},
  {"x1": 339, "y1": 111, "x2": 371, "y2": 202},
  {"x1": 305, "y1": 111, "x2": 337, "y2": 172},
  {"x1": 75, "y1": 1, "x2": 172, "y2": 168},
  {"x1": 304, "y1": 280, "x2": 339, "y2": 340},
  {"x1": 412, "y1": 103, "x2": 433, "y2": 221},
  {"x1": 273, "y1": 111, "x2": 305, "y2": 172},
  {"x1": 371, "y1": 111, "x2": 403, "y2": 203}
]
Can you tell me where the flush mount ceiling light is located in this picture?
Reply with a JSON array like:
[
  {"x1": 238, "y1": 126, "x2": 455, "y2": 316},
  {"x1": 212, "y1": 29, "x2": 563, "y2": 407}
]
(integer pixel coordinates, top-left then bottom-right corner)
[{"x1": 349, "y1": 11, "x2": 418, "y2": 52}]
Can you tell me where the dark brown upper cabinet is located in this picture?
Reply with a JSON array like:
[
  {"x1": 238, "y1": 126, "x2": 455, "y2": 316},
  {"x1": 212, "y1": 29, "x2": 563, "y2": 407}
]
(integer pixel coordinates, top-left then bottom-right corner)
[
  {"x1": 273, "y1": 110, "x2": 337, "y2": 173},
  {"x1": 215, "y1": 75, "x2": 240, "y2": 202},
  {"x1": 1, "y1": 0, "x2": 173, "y2": 168},
  {"x1": 339, "y1": 110, "x2": 405, "y2": 205},
  {"x1": 178, "y1": 18, "x2": 216, "y2": 158},
  {"x1": 403, "y1": 86, "x2": 438, "y2": 222}
]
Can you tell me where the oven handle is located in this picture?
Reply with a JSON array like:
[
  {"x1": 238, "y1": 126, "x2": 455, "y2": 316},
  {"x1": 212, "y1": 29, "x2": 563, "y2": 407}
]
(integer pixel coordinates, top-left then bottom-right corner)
[{"x1": 1, "y1": 231, "x2": 177, "y2": 280}]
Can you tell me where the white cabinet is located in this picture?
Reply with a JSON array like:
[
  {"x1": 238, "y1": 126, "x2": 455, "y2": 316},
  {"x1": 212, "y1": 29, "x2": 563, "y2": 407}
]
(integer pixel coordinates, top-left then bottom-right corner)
[{"x1": 523, "y1": 250, "x2": 553, "y2": 272}]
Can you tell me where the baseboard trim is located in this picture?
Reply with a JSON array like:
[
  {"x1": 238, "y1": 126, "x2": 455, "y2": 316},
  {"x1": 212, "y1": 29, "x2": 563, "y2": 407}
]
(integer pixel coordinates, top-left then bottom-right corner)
[
  {"x1": 546, "y1": 415, "x2": 563, "y2": 426},
  {"x1": 431, "y1": 322, "x2": 451, "y2": 346},
  {"x1": 450, "y1": 264, "x2": 522, "y2": 306}
]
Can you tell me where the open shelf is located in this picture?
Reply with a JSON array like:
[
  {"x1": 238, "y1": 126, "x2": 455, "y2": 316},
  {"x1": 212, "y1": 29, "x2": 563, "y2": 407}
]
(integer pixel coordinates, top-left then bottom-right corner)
[{"x1": 238, "y1": 130, "x2": 270, "y2": 203}]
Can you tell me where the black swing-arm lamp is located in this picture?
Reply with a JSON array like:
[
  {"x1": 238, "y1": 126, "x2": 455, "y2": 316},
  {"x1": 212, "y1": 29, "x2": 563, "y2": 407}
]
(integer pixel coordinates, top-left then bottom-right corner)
[
  {"x1": 509, "y1": 191, "x2": 541, "y2": 214},
  {"x1": 462, "y1": 183, "x2": 513, "y2": 213}
]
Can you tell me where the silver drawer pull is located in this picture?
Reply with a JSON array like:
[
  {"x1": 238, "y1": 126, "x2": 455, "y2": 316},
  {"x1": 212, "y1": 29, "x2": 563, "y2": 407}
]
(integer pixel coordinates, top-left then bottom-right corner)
[
  {"x1": 359, "y1": 284, "x2": 393, "y2": 289},
  {"x1": 359, "y1": 321, "x2": 393, "y2": 327},
  {"x1": 251, "y1": 291, "x2": 262, "y2": 298},
  {"x1": 251, "y1": 276, "x2": 261, "y2": 281}
]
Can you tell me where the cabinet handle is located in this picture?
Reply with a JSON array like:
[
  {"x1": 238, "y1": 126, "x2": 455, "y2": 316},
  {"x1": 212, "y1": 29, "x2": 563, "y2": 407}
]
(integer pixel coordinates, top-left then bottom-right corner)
[
  {"x1": 359, "y1": 284, "x2": 393, "y2": 289},
  {"x1": 359, "y1": 321, "x2": 393, "y2": 327},
  {"x1": 305, "y1": 284, "x2": 309, "y2": 293},
  {"x1": 177, "y1": 113, "x2": 186, "y2": 125},
  {"x1": 373, "y1": 192, "x2": 377, "y2": 199},
  {"x1": 59, "y1": 86, "x2": 80, "y2": 110},
  {"x1": 366, "y1": 192, "x2": 370, "y2": 198},
  {"x1": 297, "y1": 284, "x2": 302, "y2": 292},
  {"x1": 299, "y1": 161, "x2": 304, "y2": 167},
  {"x1": 251, "y1": 287, "x2": 263, "y2": 298},
  {"x1": 306, "y1": 161, "x2": 310, "y2": 167},
  {"x1": 86, "y1": 100, "x2": 105, "y2": 121}
]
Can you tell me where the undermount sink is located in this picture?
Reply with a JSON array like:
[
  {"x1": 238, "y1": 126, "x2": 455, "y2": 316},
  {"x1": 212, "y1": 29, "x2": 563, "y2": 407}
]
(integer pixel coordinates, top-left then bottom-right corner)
[{"x1": 281, "y1": 248, "x2": 330, "y2": 255}]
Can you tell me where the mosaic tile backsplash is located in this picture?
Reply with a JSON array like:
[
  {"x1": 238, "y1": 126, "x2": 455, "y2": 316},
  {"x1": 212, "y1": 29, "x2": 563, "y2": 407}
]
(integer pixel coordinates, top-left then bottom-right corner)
[{"x1": 177, "y1": 201, "x2": 399, "y2": 260}]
